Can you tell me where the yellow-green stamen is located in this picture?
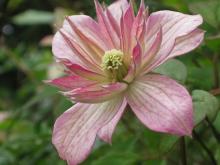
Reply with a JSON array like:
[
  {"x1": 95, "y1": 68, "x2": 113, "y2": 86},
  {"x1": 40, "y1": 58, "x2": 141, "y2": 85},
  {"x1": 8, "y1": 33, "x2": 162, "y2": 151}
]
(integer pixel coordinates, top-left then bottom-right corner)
[{"x1": 102, "y1": 49, "x2": 127, "y2": 82}]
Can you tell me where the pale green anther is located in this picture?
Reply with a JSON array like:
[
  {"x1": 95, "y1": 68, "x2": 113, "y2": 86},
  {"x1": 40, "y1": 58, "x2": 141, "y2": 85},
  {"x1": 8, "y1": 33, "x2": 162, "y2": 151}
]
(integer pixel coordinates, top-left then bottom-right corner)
[{"x1": 102, "y1": 49, "x2": 124, "y2": 70}]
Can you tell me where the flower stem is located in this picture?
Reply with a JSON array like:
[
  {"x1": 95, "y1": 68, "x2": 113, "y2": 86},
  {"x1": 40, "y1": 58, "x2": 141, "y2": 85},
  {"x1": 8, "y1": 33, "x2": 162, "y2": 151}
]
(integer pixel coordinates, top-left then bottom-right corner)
[
  {"x1": 193, "y1": 130, "x2": 217, "y2": 165},
  {"x1": 180, "y1": 137, "x2": 187, "y2": 165},
  {"x1": 205, "y1": 117, "x2": 220, "y2": 143}
]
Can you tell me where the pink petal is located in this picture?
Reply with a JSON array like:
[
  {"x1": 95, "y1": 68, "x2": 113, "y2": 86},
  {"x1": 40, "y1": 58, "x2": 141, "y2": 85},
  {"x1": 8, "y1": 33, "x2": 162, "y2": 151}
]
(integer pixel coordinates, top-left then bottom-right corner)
[
  {"x1": 141, "y1": 27, "x2": 162, "y2": 74},
  {"x1": 95, "y1": 0, "x2": 120, "y2": 49},
  {"x1": 126, "y1": 74, "x2": 193, "y2": 136},
  {"x1": 66, "y1": 63, "x2": 107, "y2": 82},
  {"x1": 52, "y1": 15, "x2": 107, "y2": 74},
  {"x1": 169, "y1": 29, "x2": 205, "y2": 57},
  {"x1": 144, "y1": 11, "x2": 203, "y2": 71},
  {"x1": 107, "y1": 0, "x2": 129, "y2": 22},
  {"x1": 63, "y1": 82, "x2": 127, "y2": 103},
  {"x1": 98, "y1": 98, "x2": 127, "y2": 144},
  {"x1": 52, "y1": 96, "x2": 126, "y2": 165},
  {"x1": 120, "y1": 4, "x2": 135, "y2": 65},
  {"x1": 45, "y1": 75, "x2": 96, "y2": 91}
]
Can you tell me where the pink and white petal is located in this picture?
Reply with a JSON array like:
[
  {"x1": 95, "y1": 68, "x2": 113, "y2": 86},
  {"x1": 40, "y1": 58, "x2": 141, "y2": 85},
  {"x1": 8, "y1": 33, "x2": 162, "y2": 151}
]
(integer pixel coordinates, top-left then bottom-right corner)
[
  {"x1": 120, "y1": 4, "x2": 135, "y2": 65},
  {"x1": 107, "y1": 0, "x2": 129, "y2": 23},
  {"x1": 98, "y1": 98, "x2": 127, "y2": 144},
  {"x1": 67, "y1": 64, "x2": 107, "y2": 82},
  {"x1": 126, "y1": 74, "x2": 193, "y2": 136},
  {"x1": 65, "y1": 16, "x2": 105, "y2": 58},
  {"x1": 63, "y1": 82, "x2": 127, "y2": 103},
  {"x1": 53, "y1": 29, "x2": 102, "y2": 74},
  {"x1": 144, "y1": 11, "x2": 203, "y2": 71},
  {"x1": 141, "y1": 27, "x2": 162, "y2": 74},
  {"x1": 45, "y1": 75, "x2": 97, "y2": 91},
  {"x1": 52, "y1": 96, "x2": 126, "y2": 165},
  {"x1": 169, "y1": 29, "x2": 205, "y2": 58},
  {"x1": 95, "y1": 0, "x2": 120, "y2": 49}
]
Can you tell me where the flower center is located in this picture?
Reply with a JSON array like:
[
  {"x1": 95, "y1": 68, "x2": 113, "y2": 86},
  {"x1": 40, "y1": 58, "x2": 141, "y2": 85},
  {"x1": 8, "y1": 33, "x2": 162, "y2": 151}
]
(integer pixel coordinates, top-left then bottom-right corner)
[
  {"x1": 102, "y1": 49, "x2": 124, "y2": 70},
  {"x1": 102, "y1": 49, "x2": 127, "y2": 82}
]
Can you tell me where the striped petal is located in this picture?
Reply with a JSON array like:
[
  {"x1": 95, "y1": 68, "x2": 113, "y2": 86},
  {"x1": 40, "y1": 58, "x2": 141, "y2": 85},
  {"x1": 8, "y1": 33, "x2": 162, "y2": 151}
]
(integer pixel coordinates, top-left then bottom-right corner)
[
  {"x1": 169, "y1": 29, "x2": 205, "y2": 57},
  {"x1": 126, "y1": 74, "x2": 193, "y2": 136},
  {"x1": 52, "y1": 96, "x2": 125, "y2": 165},
  {"x1": 63, "y1": 82, "x2": 127, "y2": 103},
  {"x1": 107, "y1": 0, "x2": 129, "y2": 22},
  {"x1": 45, "y1": 75, "x2": 97, "y2": 91},
  {"x1": 144, "y1": 11, "x2": 203, "y2": 71},
  {"x1": 98, "y1": 98, "x2": 127, "y2": 144}
]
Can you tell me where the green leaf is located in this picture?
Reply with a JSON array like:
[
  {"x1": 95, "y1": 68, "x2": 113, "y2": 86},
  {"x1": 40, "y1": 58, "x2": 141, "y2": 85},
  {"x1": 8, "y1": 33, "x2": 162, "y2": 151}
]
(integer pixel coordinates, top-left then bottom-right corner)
[
  {"x1": 12, "y1": 10, "x2": 54, "y2": 25},
  {"x1": 90, "y1": 152, "x2": 139, "y2": 165},
  {"x1": 192, "y1": 90, "x2": 219, "y2": 125},
  {"x1": 154, "y1": 59, "x2": 187, "y2": 83},
  {"x1": 189, "y1": 1, "x2": 220, "y2": 28}
]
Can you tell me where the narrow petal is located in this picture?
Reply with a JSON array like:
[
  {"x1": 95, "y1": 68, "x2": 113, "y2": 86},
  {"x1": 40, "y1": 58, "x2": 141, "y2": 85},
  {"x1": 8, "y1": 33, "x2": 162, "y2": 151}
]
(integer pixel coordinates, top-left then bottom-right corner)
[
  {"x1": 98, "y1": 98, "x2": 127, "y2": 144},
  {"x1": 52, "y1": 96, "x2": 126, "y2": 165},
  {"x1": 169, "y1": 29, "x2": 205, "y2": 57},
  {"x1": 63, "y1": 82, "x2": 127, "y2": 103},
  {"x1": 120, "y1": 4, "x2": 135, "y2": 66},
  {"x1": 126, "y1": 74, "x2": 193, "y2": 136},
  {"x1": 95, "y1": 0, "x2": 120, "y2": 49},
  {"x1": 45, "y1": 75, "x2": 96, "y2": 91},
  {"x1": 140, "y1": 27, "x2": 162, "y2": 74},
  {"x1": 107, "y1": 0, "x2": 129, "y2": 22},
  {"x1": 67, "y1": 64, "x2": 107, "y2": 82},
  {"x1": 144, "y1": 11, "x2": 203, "y2": 71}
]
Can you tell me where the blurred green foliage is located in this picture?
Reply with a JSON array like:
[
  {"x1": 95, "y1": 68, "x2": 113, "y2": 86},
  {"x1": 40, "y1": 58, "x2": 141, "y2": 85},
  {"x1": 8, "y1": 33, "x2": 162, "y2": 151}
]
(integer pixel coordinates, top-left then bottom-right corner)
[{"x1": 0, "y1": 0, "x2": 220, "y2": 165}]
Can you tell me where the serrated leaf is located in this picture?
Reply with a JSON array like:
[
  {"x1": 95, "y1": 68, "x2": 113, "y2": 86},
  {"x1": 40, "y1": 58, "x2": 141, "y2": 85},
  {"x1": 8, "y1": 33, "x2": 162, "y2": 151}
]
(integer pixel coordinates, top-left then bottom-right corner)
[
  {"x1": 12, "y1": 10, "x2": 54, "y2": 25},
  {"x1": 192, "y1": 90, "x2": 219, "y2": 125},
  {"x1": 154, "y1": 59, "x2": 187, "y2": 83}
]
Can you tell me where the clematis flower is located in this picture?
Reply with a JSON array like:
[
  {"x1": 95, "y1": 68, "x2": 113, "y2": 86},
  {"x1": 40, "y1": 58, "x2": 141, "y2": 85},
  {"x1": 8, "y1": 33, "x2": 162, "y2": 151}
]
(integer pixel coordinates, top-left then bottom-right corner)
[{"x1": 46, "y1": 0, "x2": 204, "y2": 164}]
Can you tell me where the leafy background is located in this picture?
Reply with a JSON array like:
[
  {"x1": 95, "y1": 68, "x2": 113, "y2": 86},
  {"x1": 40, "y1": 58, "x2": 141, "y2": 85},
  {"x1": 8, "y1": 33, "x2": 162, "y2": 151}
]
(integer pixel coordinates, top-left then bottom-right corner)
[{"x1": 0, "y1": 0, "x2": 220, "y2": 164}]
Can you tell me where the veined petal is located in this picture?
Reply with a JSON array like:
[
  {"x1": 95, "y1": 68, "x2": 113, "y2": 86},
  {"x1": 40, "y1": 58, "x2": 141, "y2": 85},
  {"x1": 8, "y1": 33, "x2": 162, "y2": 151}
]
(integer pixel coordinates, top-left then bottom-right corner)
[
  {"x1": 52, "y1": 96, "x2": 126, "y2": 165},
  {"x1": 126, "y1": 74, "x2": 193, "y2": 136},
  {"x1": 98, "y1": 98, "x2": 127, "y2": 144},
  {"x1": 144, "y1": 11, "x2": 203, "y2": 71},
  {"x1": 141, "y1": 27, "x2": 162, "y2": 74},
  {"x1": 107, "y1": 0, "x2": 129, "y2": 22},
  {"x1": 63, "y1": 82, "x2": 127, "y2": 103},
  {"x1": 120, "y1": 4, "x2": 135, "y2": 66},
  {"x1": 67, "y1": 64, "x2": 107, "y2": 82},
  {"x1": 95, "y1": 0, "x2": 120, "y2": 49},
  {"x1": 169, "y1": 29, "x2": 205, "y2": 57},
  {"x1": 45, "y1": 75, "x2": 97, "y2": 91}
]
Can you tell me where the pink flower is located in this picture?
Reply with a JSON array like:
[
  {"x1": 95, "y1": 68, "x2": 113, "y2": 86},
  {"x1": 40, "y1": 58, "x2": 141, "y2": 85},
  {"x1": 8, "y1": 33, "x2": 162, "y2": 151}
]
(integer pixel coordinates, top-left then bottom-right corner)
[{"x1": 46, "y1": 0, "x2": 204, "y2": 164}]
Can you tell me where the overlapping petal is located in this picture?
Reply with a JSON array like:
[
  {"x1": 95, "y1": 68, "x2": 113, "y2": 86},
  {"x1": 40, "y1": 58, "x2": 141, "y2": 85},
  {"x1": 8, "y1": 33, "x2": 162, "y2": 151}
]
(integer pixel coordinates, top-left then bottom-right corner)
[
  {"x1": 142, "y1": 11, "x2": 203, "y2": 73},
  {"x1": 126, "y1": 74, "x2": 193, "y2": 136},
  {"x1": 52, "y1": 96, "x2": 126, "y2": 165},
  {"x1": 98, "y1": 98, "x2": 127, "y2": 144},
  {"x1": 63, "y1": 82, "x2": 127, "y2": 103},
  {"x1": 45, "y1": 75, "x2": 97, "y2": 91}
]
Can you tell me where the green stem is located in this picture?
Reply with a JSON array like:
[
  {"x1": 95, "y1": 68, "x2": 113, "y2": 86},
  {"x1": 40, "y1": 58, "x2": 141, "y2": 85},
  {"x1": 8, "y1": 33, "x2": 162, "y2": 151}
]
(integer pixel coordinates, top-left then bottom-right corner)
[
  {"x1": 180, "y1": 137, "x2": 187, "y2": 165},
  {"x1": 193, "y1": 131, "x2": 217, "y2": 165},
  {"x1": 205, "y1": 117, "x2": 220, "y2": 143}
]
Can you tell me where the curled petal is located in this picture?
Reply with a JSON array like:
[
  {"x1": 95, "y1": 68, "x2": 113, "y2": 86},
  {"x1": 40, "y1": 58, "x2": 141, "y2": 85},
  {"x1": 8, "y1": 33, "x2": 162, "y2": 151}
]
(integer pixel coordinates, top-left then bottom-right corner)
[
  {"x1": 63, "y1": 82, "x2": 127, "y2": 103},
  {"x1": 98, "y1": 98, "x2": 127, "y2": 144},
  {"x1": 169, "y1": 29, "x2": 205, "y2": 57},
  {"x1": 126, "y1": 74, "x2": 193, "y2": 136},
  {"x1": 45, "y1": 75, "x2": 97, "y2": 91},
  {"x1": 144, "y1": 11, "x2": 203, "y2": 70},
  {"x1": 107, "y1": 0, "x2": 129, "y2": 22},
  {"x1": 52, "y1": 96, "x2": 126, "y2": 165}
]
